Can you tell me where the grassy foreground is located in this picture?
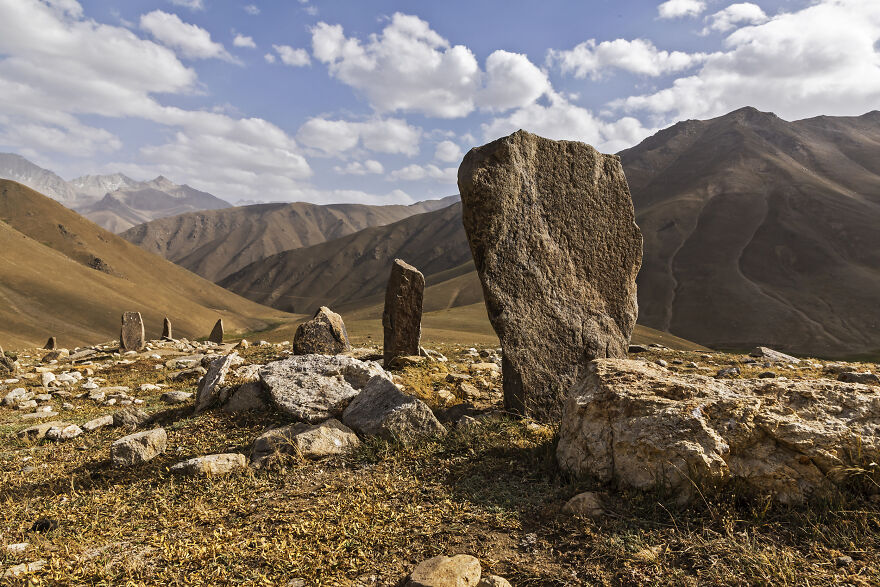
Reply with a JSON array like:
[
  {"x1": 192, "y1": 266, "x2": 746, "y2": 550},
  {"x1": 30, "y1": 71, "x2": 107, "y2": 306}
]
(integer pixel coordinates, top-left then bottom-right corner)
[{"x1": 1, "y1": 344, "x2": 878, "y2": 585}]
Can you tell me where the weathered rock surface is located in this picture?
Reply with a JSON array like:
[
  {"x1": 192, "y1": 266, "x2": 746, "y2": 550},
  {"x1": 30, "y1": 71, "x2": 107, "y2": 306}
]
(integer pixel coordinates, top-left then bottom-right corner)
[
  {"x1": 477, "y1": 576, "x2": 511, "y2": 587},
  {"x1": 406, "y1": 554, "x2": 481, "y2": 587},
  {"x1": 110, "y1": 428, "x2": 167, "y2": 467},
  {"x1": 343, "y1": 376, "x2": 446, "y2": 441},
  {"x1": 750, "y1": 346, "x2": 800, "y2": 364},
  {"x1": 83, "y1": 415, "x2": 114, "y2": 432},
  {"x1": 838, "y1": 372, "x2": 879, "y2": 385},
  {"x1": 557, "y1": 359, "x2": 880, "y2": 504},
  {"x1": 458, "y1": 130, "x2": 642, "y2": 420},
  {"x1": 562, "y1": 491, "x2": 605, "y2": 518},
  {"x1": 261, "y1": 355, "x2": 388, "y2": 423},
  {"x1": 293, "y1": 306, "x2": 351, "y2": 355},
  {"x1": 252, "y1": 419, "x2": 361, "y2": 466},
  {"x1": 112, "y1": 406, "x2": 149, "y2": 431},
  {"x1": 208, "y1": 318, "x2": 224, "y2": 344},
  {"x1": 222, "y1": 382, "x2": 268, "y2": 413},
  {"x1": 119, "y1": 312, "x2": 145, "y2": 352},
  {"x1": 160, "y1": 390, "x2": 192, "y2": 404},
  {"x1": 383, "y1": 259, "x2": 425, "y2": 366},
  {"x1": 18, "y1": 421, "x2": 72, "y2": 441},
  {"x1": 46, "y1": 423, "x2": 83, "y2": 441},
  {"x1": 194, "y1": 352, "x2": 238, "y2": 413},
  {"x1": 170, "y1": 453, "x2": 247, "y2": 476}
]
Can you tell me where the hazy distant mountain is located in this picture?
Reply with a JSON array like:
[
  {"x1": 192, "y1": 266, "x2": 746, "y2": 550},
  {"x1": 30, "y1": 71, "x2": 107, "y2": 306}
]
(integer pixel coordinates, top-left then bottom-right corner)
[
  {"x1": 0, "y1": 153, "x2": 80, "y2": 205},
  {"x1": 0, "y1": 179, "x2": 289, "y2": 348},
  {"x1": 218, "y1": 108, "x2": 880, "y2": 357},
  {"x1": 120, "y1": 195, "x2": 459, "y2": 282},
  {"x1": 69, "y1": 173, "x2": 141, "y2": 199}
]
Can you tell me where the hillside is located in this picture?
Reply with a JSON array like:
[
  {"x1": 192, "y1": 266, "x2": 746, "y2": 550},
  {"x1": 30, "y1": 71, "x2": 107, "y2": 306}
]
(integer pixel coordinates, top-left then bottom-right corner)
[
  {"x1": 121, "y1": 195, "x2": 459, "y2": 282},
  {"x1": 0, "y1": 153, "x2": 80, "y2": 206},
  {"x1": 0, "y1": 180, "x2": 292, "y2": 348}
]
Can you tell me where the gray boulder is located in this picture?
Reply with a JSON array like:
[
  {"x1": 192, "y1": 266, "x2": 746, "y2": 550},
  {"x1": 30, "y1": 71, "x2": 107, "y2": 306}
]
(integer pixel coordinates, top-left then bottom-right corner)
[
  {"x1": 383, "y1": 259, "x2": 425, "y2": 367},
  {"x1": 110, "y1": 428, "x2": 167, "y2": 467},
  {"x1": 342, "y1": 376, "x2": 446, "y2": 441},
  {"x1": 222, "y1": 382, "x2": 269, "y2": 413},
  {"x1": 458, "y1": 130, "x2": 642, "y2": 421},
  {"x1": 251, "y1": 419, "x2": 361, "y2": 466},
  {"x1": 293, "y1": 306, "x2": 351, "y2": 355}
]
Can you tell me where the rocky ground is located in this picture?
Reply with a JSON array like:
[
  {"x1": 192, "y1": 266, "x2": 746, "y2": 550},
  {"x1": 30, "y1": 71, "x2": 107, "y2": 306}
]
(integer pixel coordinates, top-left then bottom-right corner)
[{"x1": 1, "y1": 338, "x2": 879, "y2": 585}]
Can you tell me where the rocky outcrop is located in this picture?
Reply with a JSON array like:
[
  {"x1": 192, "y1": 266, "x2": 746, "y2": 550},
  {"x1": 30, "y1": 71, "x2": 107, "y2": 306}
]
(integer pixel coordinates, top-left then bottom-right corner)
[
  {"x1": 458, "y1": 130, "x2": 642, "y2": 420},
  {"x1": 383, "y1": 259, "x2": 425, "y2": 366},
  {"x1": 120, "y1": 312, "x2": 145, "y2": 352},
  {"x1": 342, "y1": 376, "x2": 446, "y2": 441},
  {"x1": 260, "y1": 354, "x2": 389, "y2": 422},
  {"x1": 557, "y1": 359, "x2": 880, "y2": 504},
  {"x1": 293, "y1": 306, "x2": 351, "y2": 355}
]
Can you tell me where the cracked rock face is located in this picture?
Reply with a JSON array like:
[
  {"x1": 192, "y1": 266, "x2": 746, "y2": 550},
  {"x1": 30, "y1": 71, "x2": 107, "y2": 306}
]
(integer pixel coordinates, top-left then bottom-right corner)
[
  {"x1": 458, "y1": 130, "x2": 642, "y2": 421},
  {"x1": 557, "y1": 359, "x2": 880, "y2": 505},
  {"x1": 293, "y1": 306, "x2": 351, "y2": 355},
  {"x1": 260, "y1": 355, "x2": 389, "y2": 423}
]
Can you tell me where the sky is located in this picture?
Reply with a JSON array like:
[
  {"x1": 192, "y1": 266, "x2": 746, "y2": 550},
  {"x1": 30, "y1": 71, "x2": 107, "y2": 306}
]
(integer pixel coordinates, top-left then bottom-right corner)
[{"x1": 0, "y1": 0, "x2": 878, "y2": 205}]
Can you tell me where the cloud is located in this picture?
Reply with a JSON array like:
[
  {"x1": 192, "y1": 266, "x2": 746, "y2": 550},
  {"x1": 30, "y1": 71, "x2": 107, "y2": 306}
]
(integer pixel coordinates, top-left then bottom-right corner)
[
  {"x1": 658, "y1": 0, "x2": 706, "y2": 19},
  {"x1": 333, "y1": 160, "x2": 384, "y2": 175},
  {"x1": 433, "y1": 140, "x2": 462, "y2": 163},
  {"x1": 389, "y1": 163, "x2": 457, "y2": 183},
  {"x1": 233, "y1": 33, "x2": 256, "y2": 48},
  {"x1": 616, "y1": 0, "x2": 880, "y2": 122},
  {"x1": 549, "y1": 38, "x2": 707, "y2": 79},
  {"x1": 273, "y1": 44, "x2": 310, "y2": 66},
  {"x1": 263, "y1": 53, "x2": 275, "y2": 63},
  {"x1": 168, "y1": 0, "x2": 204, "y2": 11},
  {"x1": 140, "y1": 10, "x2": 235, "y2": 61},
  {"x1": 477, "y1": 50, "x2": 551, "y2": 111},
  {"x1": 297, "y1": 117, "x2": 421, "y2": 156},
  {"x1": 243, "y1": 4, "x2": 260, "y2": 15},
  {"x1": 703, "y1": 3, "x2": 768, "y2": 33}
]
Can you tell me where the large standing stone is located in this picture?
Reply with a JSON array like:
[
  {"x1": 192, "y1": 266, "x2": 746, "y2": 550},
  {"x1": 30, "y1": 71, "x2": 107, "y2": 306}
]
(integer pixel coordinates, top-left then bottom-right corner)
[
  {"x1": 110, "y1": 428, "x2": 167, "y2": 467},
  {"x1": 162, "y1": 317, "x2": 173, "y2": 339},
  {"x1": 342, "y1": 376, "x2": 446, "y2": 441},
  {"x1": 260, "y1": 354, "x2": 388, "y2": 422},
  {"x1": 44, "y1": 337, "x2": 57, "y2": 350},
  {"x1": 557, "y1": 358, "x2": 880, "y2": 505},
  {"x1": 119, "y1": 312, "x2": 145, "y2": 352},
  {"x1": 208, "y1": 319, "x2": 224, "y2": 344},
  {"x1": 458, "y1": 130, "x2": 643, "y2": 420},
  {"x1": 293, "y1": 306, "x2": 351, "y2": 355},
  {"x1": 383, "y1": 259, "x2": 426, "y2": 367}
]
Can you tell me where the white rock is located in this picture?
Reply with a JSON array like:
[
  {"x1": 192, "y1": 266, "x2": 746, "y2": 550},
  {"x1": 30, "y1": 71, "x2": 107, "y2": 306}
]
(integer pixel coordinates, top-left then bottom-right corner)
[
  {"x1": 170, "y1": 453, "x2": 247, "y2": 476},
  {"x1": 41, "y1": 372, "x2": 56, "y2": 387},
  {"x1": 252, "y1": 419, "x2": 361, "y2": 465},
  {"x1": 46, "y1": 424, "x2": 83, "y2": 441}
]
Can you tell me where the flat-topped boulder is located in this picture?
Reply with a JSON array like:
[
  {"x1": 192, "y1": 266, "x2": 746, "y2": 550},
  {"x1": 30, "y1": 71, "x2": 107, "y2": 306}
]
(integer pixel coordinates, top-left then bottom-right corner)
[
  {"x1": 557, "y1": 358, "x2": 880, "y2": 505},
  {"x1": 458, "y1": 130, "x2": 642, "y2": 421},
  {"x1": 293, "y1": 306, "x2": 351, "y2": 355}
]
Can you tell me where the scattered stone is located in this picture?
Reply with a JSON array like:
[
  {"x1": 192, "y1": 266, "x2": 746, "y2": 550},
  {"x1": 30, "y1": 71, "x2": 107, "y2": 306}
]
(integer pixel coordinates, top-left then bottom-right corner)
[
  {"x1": 222, "y1": 382, "x2": 268, "y2": 413},
  {"x1": 836, "y1": 555, "x2": 854, "y2": 567},
  {"x1": 140, "y1": 383, "x2": 161, "y2": 392},
  {"x1": 420, "y1": 347, "x2": 448, "y2": 362},
  {"x1": 458, "y1": 130, "x2": 642, "y2": 421},
  {"x1": 557, "y1": 359, "x2": 880, "y2": 505},
  {"x1": 42, "y1": 349, "x2": 69, "y2": 363},
  {"x1": 112, "y1": 407, "x2": 149, "y2": 431},
  {"x1": 456, "y1": 382, "x2": 481, "y2": 402},
  {"x1": 477, "y1": 576, "x2": 511, "y2": 587},
  {"x1": 160, "y1": 391, "x2": 193, "y2": 405},
  {"x1": 758, "y1": 371, "x2": 777, "y2": 379},
  {"x1": 838, "y1": 372, "x2": 880, "y2": 385},
  {"x1": 41, "y1": 372, "x2": 55, "y2": 388},
  {"x1": 750, "y1": 346, "x2": 800, "y2": 364},
  {"x1": 162, "y1": 316, "x2": 173, "y2": 339},
  {"x1": 388, "y1": 355, "x2": 428, "y2": 369},
  {"x1": 208, "y1": 318, "x2": 224, "y2": 344},
  {"x1": 261, "y1": 354, "x2": 389, "y2": 423},
  {"x1": 406, "y1": 554, "x2": 481, "y2": 587},
  {"x1": 3, "y1": 387, "x2": 32, "y2": 406},
  {"x1": 383, "y1": 259, "x2": 425, "y2": 367},
  {"x1": 5, "y1": 543, "x2": 28, "y2": 554},
  {"x1": 170, "y1": 453, "x2": 247, "y2": 476},
  {"x1": 111, "y1": 428, "x2": 167, "y2": 467},
  {"x1": 83, "y1": 415, "x2": 114, "y2": 432},
  {"x1": 252, "y1": 419, "x2": 361, "y2": 466},
  {"x1": 120, "y1": 311, "x2": 145, "y2": 352},
  {"x1": 18, "y1": 421, "x2": 72, "y2": 441},
  {"x1": 343, "y1": 376, "x2": 446, "y2": 441},
  {"x1": 715, "y1": 367, "x2": 740, "y2": 379},
  {"x1": 628, "y1": 345, "x2": 648, "y2": 353},
  {"x1": 235, "y1": 339, "x2": 250, "y2": 350},
  {"x1": 293, "y1": 306, "x2": 351, "y2": 355},
  {"x1": 562, "y1": 492, "x2": 605, "y2": 518},
  {"x1": 655, "y1": 359, "x2": 668, "y2": 368},
  {"x1": 20, "y1": 411, "x2": 58, "y2": 420},
  {"x1": 3, "y1": 560, "x2": 47, "y2": 579},
  {"x1": 44, "y1": 336, "x2": 57, "y2": 350},
  {"x1": 194, "y1": 352, "x2": 238, "y2": 413},
  {"x1": 45, "y1": 423, "x2": 83, "y2": 440}
]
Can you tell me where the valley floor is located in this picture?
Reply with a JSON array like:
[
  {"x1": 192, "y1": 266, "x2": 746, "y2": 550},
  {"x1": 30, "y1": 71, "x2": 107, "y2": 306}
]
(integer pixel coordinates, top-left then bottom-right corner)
[{"x1": 1, "y1": 340, "x2": 878, "y2": 585}]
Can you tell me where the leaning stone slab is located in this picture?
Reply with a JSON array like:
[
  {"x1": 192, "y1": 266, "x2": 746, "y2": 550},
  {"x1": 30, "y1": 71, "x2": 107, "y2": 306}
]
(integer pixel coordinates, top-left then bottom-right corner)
[
  {"x1": 111, "y1": 428, "x2": 167, "y2": 467},
  {"x1": 252, "y1": 419, "x2": 361, "y2": 466},
  {"x1": 193, "y1": 352, "x2": 238, "y2": 414},
  {"x1": 750, "y1": 346, "x2": 800, "y2": 364},
  {"x1": 458, "y1": 130, "x2": 642, "y2": 421},
  {"x1": 261, "y1": 354, "x2": 389, "y2": 423},
  {"x1": 293, "y1": 306, "x2": 351, "y2": 355},
  {"x1": 120, "y1": 312, "x2": 145, "y2": 352},
  {"x1": 343, "y1": 376, "x2": 446, "y2": 441},
  {"x1": 170, "y1": 453, "x2": 247, "y2": 476},
  {"x1": 383, "y1": 259, "x2": 425, "y2": 367},
  {"x1": 557, "y1": 359, "x2": 880, "y2": 505}
]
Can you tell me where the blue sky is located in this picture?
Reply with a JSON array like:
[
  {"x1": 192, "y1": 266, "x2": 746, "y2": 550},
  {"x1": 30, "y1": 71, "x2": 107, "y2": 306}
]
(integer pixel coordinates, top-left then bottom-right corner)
[{"x1": 0, "y1": 0, "x2": 878, "y2": 204}]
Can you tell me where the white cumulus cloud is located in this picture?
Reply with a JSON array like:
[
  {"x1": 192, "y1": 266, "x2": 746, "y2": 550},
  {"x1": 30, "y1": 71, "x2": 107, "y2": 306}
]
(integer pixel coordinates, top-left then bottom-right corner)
[
  {"x1": 273, "y1": 44, "x2": 310, "y2": 66},
  {"x1": 168, "y1": 0, "x2": 204, "y2": 11},
  {"x1": 549, "y1": 38, "x2": 707, "y2": 78},
  {"x1": 434, "y1": 140, "x2": 462, "y2": 163},
  {"x1": 297, "y1": 117, "x2": 421, "y2": 156},
  {"x1": 243, "y1": 4, "x2": 260, "y2": 15},
  {"x1": 704, "y1": 3, "x2": 768, "y2": 33},
  {"x1": 477, "y1": 50, "x2": 551, "y2": 111},
  {"x1": 389, "y1": 163, "x2": 456, "y2": 183},
  {"x1": 658, "y1": 0, "x2": 706, "y2": 19},
  {"x1": 140, "y1": 10, "x2": 235, "y2": 61},
  {"x1": 333, "y1": 160, "x2": 384, "y2": 175},
  {"x1": 233, "y1": 34, "x2": 256, "y2": 49}
]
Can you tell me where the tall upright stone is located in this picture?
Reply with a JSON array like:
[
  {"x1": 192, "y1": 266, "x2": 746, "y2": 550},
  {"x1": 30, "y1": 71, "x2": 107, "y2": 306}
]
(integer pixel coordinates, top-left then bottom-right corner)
[
  {"x1": 120, "y1": 312, "x2": 145, "y2": 352},
  {"x1": 458, "y1": 130, "x2": 643, "y2": 421},
  {"x1": 208, "y1": 319, "x2": 224, "y2": 344},
  {"x1": 44, "y1": 337, "x2": 57, "y2": 350},
  {"x1": 162, "y1": 317, "x2": 173, "y2": 340},
  {"x1": 382, "y1": 259, "x2": 425, "y2": 366}
]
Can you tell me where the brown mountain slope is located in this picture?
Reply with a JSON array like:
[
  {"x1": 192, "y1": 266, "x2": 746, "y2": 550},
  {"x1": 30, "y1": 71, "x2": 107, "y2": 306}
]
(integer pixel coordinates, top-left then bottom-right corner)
[
  {"x1": 619, "y1": 107, "x2": 880, "y2": 356},
  {"x1": 0, "y1": 180, "x2": 292, "y2": 348},
  {"x1": 121, "y1": 195, "x2": 459, "y2": 282}
]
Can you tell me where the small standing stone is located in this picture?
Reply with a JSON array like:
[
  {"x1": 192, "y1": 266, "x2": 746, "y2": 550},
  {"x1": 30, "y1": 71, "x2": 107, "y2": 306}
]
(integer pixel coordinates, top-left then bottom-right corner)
[
  {"x1": 208, "y1": 319, "x2": 224, "y2": 344},
  {"x1": 383, "y1": 259, "x2": 425, "y2": 367},
  {"x1": 44, "y1": 337, "x2": 57, "y2": 350},
  {"x1": 120, "y1": 312, "x2": 145, "y2": 352},
  {"x1": 162, "y1": 317, "x2": 173, "y2": 339},
  {"x1": 293, "y1": 306, "x2": 351, "y2": 355}
]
